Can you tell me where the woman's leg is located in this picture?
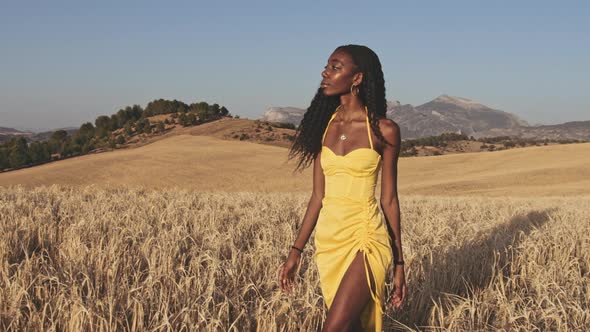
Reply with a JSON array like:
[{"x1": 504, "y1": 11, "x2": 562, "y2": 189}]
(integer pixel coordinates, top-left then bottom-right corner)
[{"x1": 322, "y1": 250, "x2": 376, "y2": 332}]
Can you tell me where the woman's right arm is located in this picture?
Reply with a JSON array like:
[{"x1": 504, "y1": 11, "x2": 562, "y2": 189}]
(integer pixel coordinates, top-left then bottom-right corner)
[
  {"x1": 290, "y1": 151, "x2": 325, "y2": 257},
  {"x1": 279, "y1": 152, "x2": 324, "y2": 293}
]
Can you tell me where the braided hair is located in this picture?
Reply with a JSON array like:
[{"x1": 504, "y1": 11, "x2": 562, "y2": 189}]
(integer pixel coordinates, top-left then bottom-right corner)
[{"x1": 288, "y1": 44, "x2": 392, "y2": 173}]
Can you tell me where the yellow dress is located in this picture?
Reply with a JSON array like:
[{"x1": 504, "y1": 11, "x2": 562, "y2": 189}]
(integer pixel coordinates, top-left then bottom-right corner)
[{"x1": 313, "y1": 106, "x2": 393, "y2": 331}]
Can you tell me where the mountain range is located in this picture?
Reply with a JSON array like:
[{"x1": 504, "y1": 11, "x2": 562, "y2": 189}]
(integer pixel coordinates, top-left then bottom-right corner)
[
  {"x1": 261, "y1": 95, "x2": 589, "y2": 140},
  {"x1": 2, "y1": 95, "x2": 588, "y2": 143}
]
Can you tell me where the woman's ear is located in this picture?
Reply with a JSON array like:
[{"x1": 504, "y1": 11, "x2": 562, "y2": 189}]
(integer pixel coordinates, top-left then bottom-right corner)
[{"x1": 354, "y1": 72, "x2": 364, "y2": 86}]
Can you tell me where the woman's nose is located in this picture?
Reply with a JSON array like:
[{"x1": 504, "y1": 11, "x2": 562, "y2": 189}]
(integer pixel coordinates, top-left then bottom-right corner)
[{"x1": 321, "y1": 70, "x2": 328, "y2": 78}]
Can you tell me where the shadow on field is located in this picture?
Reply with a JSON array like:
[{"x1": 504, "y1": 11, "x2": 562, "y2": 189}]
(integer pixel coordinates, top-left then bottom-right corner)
[{"x1": 394, "y1": 208, "x2": 555, "y2": 330}]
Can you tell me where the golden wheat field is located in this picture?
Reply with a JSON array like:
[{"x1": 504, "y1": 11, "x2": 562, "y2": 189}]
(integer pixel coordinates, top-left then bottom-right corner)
[
  {"x1": 0, "y1": 185, "x2": 589, "y2": 331},
  {"x1": 1, "y1": 138, "x2": 590, "y2": 331}
]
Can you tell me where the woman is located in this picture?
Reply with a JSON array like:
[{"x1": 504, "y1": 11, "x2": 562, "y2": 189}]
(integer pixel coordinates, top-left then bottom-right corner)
[{"x1": 278, "y1": 44, "x2": 407, "y2": 331}]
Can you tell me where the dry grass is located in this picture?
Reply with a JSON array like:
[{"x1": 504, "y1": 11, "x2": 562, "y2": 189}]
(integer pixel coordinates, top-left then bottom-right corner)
[
  {"x1": 1, "y1": 185, "x2": 588, "y2": 331},
  {"x1": 1, "y1": 136, "x2": 589, "y2": 197},
  {"x1": 396, "y1": 141, "x2": 590, "y2": 197},
  {"x1": 145, "y1": 117, "x2": 296, "y2": 149},
  {"x1": 0, "y1": 136, "x2": 313, "y2": 192}
]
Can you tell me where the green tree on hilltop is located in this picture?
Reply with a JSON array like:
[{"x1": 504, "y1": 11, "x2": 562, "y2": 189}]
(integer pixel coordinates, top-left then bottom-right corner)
[
  {"x1": 116, "y1": 135, "x2": 126, "y2": 145},
  {"x1": 144, "y1": 99, "x2": 189, "y2": 116},
  {"x1": 0, "y1": 147, "x2": 9, "y2": 170},
  {"x1": 115, "y1": 105, "x2": 143, "y2": 128},
  {"x1": 190, "y1": 102, "x2": 209, "y2": 113},
  {"x1": 124, "y1": 122, "x2": 133, "y2": 136},
  {"x1": 78, "y1": 122, "x2": 95, "y2": 140},
  {"x1": 49, "y1": 130, "x2": 68, "y2": 154},
  {"x1": 136, "y1": 118, "x2": 151, "y2": 134},
  {"x1": 187, "y1": 113, "x2": 197, "y2": 126},
  {"x1": 9, "y1": 137, "x2": 31, "y2": 168},
  {"x1": 28, "y1": 141, "x2": 50, "y2": 164},
  {"x1": 208, "y1": 103, "x2": 220, "y2": 115},
  {"x1": 179, "y1": 113, "x2": 188, "y2": 127},
  {"x1": 156, "y1": 122, "x2": 165, "y2": 133},
  {"x1": 95, "y1": 115, "x2": 111, "y2": 138}
]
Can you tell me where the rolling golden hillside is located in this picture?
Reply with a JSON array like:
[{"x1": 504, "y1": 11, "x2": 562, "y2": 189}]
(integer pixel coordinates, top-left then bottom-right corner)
[{"x1": 0, "y1": 135, "x2": 588, "y2": 196}]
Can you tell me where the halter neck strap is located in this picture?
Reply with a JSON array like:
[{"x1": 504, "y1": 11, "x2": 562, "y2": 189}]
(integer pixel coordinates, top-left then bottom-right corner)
[
  {"x1": 321, "y1": 105, "x2": 340, "y2": 144},
  {"x1": 364, "y1": 107, "x2": 374, "y2": 149}
]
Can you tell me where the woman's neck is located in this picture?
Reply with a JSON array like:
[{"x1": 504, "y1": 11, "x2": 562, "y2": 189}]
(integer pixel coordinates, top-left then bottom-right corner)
[{"x1": 338, "y1": 95, "x2": 365, "y2": 121}]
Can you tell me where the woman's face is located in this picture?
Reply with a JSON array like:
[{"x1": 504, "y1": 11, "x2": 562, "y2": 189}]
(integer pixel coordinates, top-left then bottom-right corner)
[{"x1": 320, "y1": 49, "x2": 360, "y2": 96}]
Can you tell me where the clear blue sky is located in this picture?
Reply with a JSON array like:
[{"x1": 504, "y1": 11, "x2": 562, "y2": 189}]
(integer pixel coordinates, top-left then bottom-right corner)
[{"x1": 1, "y1": 0, "x2": 588, "y2": 130}]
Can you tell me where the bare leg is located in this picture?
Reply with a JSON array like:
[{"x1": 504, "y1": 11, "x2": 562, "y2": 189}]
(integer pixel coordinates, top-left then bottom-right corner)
[
  {"x1": 322, "y1": 250, "x2": 377, "y2": 332},
  {"x1": 350, "y1": 318, "x2": 364, "y2": 332}
]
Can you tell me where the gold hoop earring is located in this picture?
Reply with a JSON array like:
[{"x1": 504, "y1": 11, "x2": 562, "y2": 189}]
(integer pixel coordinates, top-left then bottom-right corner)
[{"x1": 350, "y1": 84, "x2": 359, "y2": 96}]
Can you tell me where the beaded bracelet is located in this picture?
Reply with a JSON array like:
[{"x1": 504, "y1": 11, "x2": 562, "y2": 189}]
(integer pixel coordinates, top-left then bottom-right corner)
[
  {"x1": 394, "y1": 260, "x2": 405, "y2": 266},
  {"x1": 291, "y1": 245, "x2": 304, "y2": 253}
]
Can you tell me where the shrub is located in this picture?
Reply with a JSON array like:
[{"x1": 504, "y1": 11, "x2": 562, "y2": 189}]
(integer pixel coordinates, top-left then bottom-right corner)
[
  {"x1": 270, "y1": 122, "x2": 296, "y2": 130},
  {"x1": 156, "y1": 122, "x2": 165, "y2": 133}
]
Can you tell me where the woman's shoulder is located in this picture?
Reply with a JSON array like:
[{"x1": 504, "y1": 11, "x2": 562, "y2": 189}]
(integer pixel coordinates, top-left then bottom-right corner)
[
  {"x1": 376, "y1": 116, "x2": 400, "y2": 134},
  {"x1": 376, "y1": 116, "x2": 400, "y2": 145}
]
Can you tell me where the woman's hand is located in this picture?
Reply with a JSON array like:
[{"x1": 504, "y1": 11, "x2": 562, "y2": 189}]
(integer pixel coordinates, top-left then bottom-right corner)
[
  {"x1": 388, "y1": 265, "x2": 407, "y2": 310},
  {"x1": 278, "y1": 250, "x2": 301, "y2": 294}
]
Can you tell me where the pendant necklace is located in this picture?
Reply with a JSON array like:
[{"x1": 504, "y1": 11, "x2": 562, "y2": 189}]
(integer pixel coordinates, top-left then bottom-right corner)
[{"x1": 338, "y1": 106, "x2": 348, "y2": 140}]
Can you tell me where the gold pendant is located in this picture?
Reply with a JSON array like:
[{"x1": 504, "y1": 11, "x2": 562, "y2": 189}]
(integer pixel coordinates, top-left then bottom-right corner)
[{"x1": 340, "y1": 134, "x2": 347, "y2": 140}]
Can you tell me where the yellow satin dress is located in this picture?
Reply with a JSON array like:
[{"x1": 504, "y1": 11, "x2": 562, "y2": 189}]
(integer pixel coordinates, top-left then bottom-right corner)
[{"x1": 313, "y1": 106, "x2": 393, "y2": 331}]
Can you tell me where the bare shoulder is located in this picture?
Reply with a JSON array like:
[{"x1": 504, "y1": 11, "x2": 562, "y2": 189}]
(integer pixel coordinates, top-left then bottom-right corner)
[{"x1": 377, "y1": 117, "x2": 400, "y2": 146}]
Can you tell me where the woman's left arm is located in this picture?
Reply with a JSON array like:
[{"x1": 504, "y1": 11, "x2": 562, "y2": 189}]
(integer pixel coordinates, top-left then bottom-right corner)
[
  {"x1": 379, "y1": 119, "x2": 403, "y2": 263},
  {"x1": 378, "y1": 118, "x2": 407, "y2": 308}
]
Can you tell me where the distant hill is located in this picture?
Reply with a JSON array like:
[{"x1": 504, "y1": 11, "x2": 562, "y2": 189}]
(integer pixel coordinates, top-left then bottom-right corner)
[
  {"x1": 1, "y1": 134, "x2": 588, "y2": 196},
  {"x1": 0, "y1": 127, "x2": 33, "y2": 143},
  {"x1": 0, "y1": 127, "x2": 30, "y2": 135},
  {"x1": 0, "y1": 126, "x2": 78, "y2": 143},
  {"x1": 260, "y1": 94, "x2": 589, "y2": 141},
  {"x1": 1, "y1": 98, "x2": 234, "y2": 172},
  {"x1": 158, "y1": 116, "x2": 296, "y2": 148},
  {"x1": 475, "y1": 120, "x2": 590, "y2": 141}
]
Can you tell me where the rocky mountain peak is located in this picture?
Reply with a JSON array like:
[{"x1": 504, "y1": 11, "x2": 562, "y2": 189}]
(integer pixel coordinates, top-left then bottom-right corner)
[
  {"x1": 431, "y1": 94, "x2": 487, "y2": 110},
  {"x1": 260, "y1": 106, "x2": 305, "y2": 124}
]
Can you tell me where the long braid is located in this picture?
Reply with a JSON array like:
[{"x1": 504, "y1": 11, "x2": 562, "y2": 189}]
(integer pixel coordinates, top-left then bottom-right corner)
[
  {"x1": 288, "y1": 88, "x2": 339, "y2": 173},
  {"x1": 368, "y1": 66, "x2": 391, "y2": 151}
]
